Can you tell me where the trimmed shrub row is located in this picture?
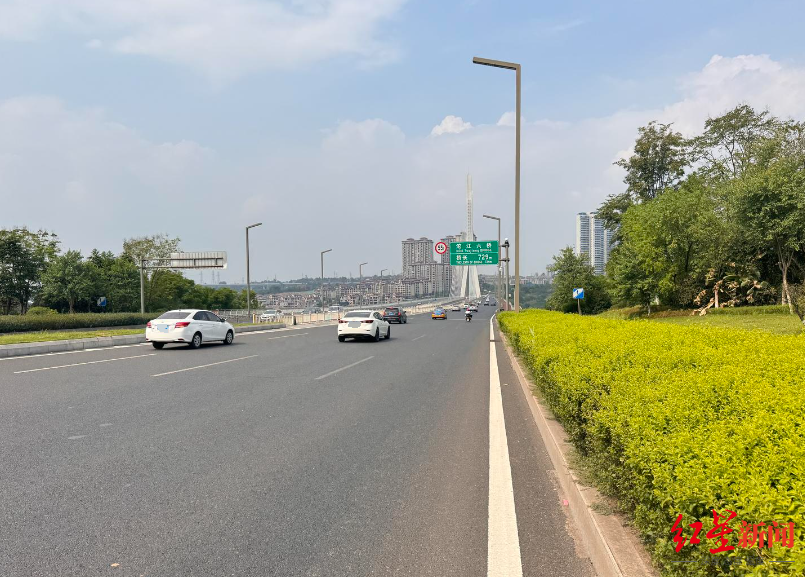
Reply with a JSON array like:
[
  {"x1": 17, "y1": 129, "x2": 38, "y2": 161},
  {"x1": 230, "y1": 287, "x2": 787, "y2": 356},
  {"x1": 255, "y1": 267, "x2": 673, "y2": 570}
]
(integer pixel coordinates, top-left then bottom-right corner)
[
  {"x1": 498, "y1": 310, "x2": 804, "y2": 575},
  {"x1": 0, "y1": 312, "x2": 157, "y2": 333}
]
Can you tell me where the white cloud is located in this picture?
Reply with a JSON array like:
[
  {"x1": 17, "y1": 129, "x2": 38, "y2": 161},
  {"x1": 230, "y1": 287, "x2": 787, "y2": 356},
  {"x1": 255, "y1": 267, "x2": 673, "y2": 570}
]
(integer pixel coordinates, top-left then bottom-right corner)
[
  {"x1": 322, "y1": 118, "x2": 405, "y2": 151},
  {"x1": 4, "y1": 54, "x2": 805, "y2": 280},
  {"x1": 0, "y1": 0, "x2": 407, "y2": 80},
  {"x1": 430, "y1": 115, "x2": 472, "y2": 136}
]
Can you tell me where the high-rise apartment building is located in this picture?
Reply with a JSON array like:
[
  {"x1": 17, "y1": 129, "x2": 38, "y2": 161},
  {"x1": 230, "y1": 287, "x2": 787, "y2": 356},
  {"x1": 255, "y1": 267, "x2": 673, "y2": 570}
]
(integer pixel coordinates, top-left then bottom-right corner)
[
  {"x1": 402, "y1": 237, "x2": 434, "y2": 278},
  {"x1": 575, "y1": 212, "x2": 614, "y2": 275}
]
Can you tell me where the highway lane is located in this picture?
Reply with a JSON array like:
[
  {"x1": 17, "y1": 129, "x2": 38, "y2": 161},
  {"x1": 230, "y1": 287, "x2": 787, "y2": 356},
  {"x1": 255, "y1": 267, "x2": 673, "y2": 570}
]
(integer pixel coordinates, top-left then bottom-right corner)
[{"x1": 0, "y1": 308, "x2": 595, "y2": 576}]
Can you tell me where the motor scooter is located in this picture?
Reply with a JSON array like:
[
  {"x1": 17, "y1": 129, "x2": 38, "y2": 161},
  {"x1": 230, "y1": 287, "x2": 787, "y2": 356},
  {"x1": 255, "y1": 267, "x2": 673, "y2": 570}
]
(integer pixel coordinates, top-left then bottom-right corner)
[{"x1": 465, "y1": 311, "x2": 472, "y2": 322}]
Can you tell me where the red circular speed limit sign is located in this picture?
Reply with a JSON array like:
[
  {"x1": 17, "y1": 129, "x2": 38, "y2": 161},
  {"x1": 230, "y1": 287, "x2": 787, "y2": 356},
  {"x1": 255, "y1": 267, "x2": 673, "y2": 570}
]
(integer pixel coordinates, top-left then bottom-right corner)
[{"x1": 435, "y1": 242, "x2": 447, "y2": 254}]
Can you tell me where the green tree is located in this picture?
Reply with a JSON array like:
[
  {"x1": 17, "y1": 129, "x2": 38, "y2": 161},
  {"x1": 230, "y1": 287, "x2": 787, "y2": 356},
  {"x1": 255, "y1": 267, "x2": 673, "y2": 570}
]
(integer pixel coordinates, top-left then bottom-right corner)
[
  {"x1": 40, "y1": 250, "x2": 94, "y2": 313},
  {"x1": 609, "y1": 177, "x2": 729, "y2": 308},
  {"x1": 0, "y1": 228, "x2": 59, "y2": 314},
  {"x1": 614, "y1": 121, "x2": 689, "y2": 202},
  {"x1": 546, "y1": 248, "x2": 611, "y2": 314},
  {"x1": 692, "y1": 104, "x2": 784, "y2": 182},
  {"x1": 732, "y1": 137, "x2": 805, "y2": 311},
  {"x1": 122, "y1": 234, "x2": 182, "y2": 312}
]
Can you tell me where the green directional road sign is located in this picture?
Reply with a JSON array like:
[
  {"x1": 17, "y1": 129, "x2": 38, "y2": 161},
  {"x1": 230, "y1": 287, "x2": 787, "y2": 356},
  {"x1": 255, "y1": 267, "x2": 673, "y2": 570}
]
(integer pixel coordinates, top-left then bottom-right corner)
[{"x1": 450, "y1": 241, "x2": 499, "y2": 265}]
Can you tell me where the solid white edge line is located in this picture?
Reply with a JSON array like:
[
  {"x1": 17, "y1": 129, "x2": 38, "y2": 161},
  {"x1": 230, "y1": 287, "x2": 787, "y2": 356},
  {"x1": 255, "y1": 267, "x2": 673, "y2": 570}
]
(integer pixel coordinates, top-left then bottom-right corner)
[
  {"x1": 488, "y1": 316, "x2": 523, "y2": 577},
  {"x1": 13, "y1": 353, "x2": 157, "y2": 374},
  {"x1": 411, "y1": 334, "x2": 427, "y2": 341},
  {"x1": 151, "y1": 355, "x2": 259, "y2": 377},
  {"x1": 314, "y1": 356, "x2": 374, "y2": 380}
]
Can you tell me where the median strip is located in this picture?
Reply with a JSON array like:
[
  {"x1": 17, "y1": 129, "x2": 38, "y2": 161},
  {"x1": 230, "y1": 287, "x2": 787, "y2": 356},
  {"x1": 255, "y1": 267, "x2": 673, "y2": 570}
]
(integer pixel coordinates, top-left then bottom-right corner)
[
  {"x1": 13, "y1": 353, "x2": 156, "y2": 374},
  {"x1": 151, "y1": 355, "x2": 259, "y2": 377},
  {"x1": 314, "y1": 356, "x2": 374, "y2": 380}
]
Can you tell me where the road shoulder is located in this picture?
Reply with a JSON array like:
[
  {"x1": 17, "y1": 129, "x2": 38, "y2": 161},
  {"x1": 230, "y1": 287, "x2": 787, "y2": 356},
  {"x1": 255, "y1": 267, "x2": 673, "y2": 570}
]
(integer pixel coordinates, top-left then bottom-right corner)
[{"x1": 495, "y1": 318, "x2": 656, "y2": 577}]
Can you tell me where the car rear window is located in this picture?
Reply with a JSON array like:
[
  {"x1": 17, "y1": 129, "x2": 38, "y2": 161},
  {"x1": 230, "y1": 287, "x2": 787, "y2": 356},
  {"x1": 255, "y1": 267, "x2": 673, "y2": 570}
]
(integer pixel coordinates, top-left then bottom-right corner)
[
  {"x1": 157, "y1": 311, "x2": 191, "y2": 320},
  {"x1": 384, "y1": 308, "x2": 399, "y2": 313},
  {"x1": 344, "y1": 312, "x2": 370, "y2": 318}
]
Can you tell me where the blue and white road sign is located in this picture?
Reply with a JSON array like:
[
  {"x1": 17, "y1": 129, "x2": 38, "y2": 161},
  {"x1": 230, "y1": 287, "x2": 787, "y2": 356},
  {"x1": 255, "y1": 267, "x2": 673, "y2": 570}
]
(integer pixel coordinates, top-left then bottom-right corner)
[
  {"x1": 97, "y1": 296, "x2": 107, "y2": 307},
  {"x1": 572, "y1": 288, "x2": 584, "y2": 300}
]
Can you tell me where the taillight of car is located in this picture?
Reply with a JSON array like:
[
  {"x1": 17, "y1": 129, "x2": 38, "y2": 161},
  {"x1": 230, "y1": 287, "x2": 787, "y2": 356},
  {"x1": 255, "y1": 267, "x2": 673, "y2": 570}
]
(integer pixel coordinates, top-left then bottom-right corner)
[
  {"x1": 146, "y1": 321, "x2": 151, "y2": 328},
  {"x1": 175, "y1": 321, "x2": 190, "y2": 328},
  {"x1": 362, "y1": 319, "x2": 374, "y2": 324}
]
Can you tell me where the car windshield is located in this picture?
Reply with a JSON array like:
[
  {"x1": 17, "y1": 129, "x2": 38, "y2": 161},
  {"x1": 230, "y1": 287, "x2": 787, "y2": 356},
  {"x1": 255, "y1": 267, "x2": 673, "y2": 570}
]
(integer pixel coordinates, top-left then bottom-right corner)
[
  {"x1": 157, "y1": 311, "x2": 191, "y2": 320},
  {"x1": 343, "y1": 312, "x2": 370, "y2": 318}
]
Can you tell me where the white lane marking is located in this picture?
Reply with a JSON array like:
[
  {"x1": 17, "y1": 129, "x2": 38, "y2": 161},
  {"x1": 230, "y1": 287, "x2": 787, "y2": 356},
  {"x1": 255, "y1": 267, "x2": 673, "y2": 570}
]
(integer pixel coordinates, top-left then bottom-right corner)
[
  {"x1": 314, "y1": 356, "x2": 374, "y2": 380},
  {"x1": 151, "y1": 355, "x2": 259, "y2": 377},
  {"x1": 13, "y1": 353, "x2": 156, "y2": 374},
  {"x1": 264, "y1": 333, "x2": 308, "y2": 340},
  {"x1": 67, "y1": 435, "x2": 86, "y2": 440},
  {"x1": 411, "y1": 334, "x2": 427, "y2": 341},
  {"x1": 99, "y1": 423, "x2": 113, "y2": 427},
  {"x1": 488, "y1": 316, "x2": 523, "y2": 577}
]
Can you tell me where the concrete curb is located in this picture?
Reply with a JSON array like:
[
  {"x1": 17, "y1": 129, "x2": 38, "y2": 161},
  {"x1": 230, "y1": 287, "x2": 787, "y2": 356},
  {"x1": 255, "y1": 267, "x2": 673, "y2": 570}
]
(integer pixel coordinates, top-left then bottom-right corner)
[
  {"x1": 0, "y1": 324, "x2": 287, "y2": 359},
  {"x1": 495, "y1": 319, "x2": 657, "y2": 577}
]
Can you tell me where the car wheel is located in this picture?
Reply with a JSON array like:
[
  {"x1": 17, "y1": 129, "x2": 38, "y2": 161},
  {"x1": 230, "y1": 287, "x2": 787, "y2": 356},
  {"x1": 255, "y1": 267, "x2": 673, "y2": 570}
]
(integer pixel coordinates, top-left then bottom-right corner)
[
  {"x1": 189, "y1": 332, "x2": 202, "y2": 349},
  {"x1": 223, "y1": 330, "x2": 234, "y2": 345},
  {"x1": 152, "y1": 342, "x2": 165, "y2": 349},
  {"x1": 373, "y1": 329, "x2": 380, "y2": 342},
  {"x1": 385, "y1": 326, "x2": 391, "y2": 339},
  {"x1": 338, "y1": 336, "x2": 345, "y2": 342}
]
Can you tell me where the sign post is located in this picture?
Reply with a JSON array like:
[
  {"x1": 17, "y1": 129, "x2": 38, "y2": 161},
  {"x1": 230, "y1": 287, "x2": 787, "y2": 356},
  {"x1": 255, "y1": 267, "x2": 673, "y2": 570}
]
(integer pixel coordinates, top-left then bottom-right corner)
[
  {"x1": 573, "y1": 288, "x2": 584, "y2": 315},
  {"x1": 138, "y1": 251, "x2": 227, "y2": 314}
]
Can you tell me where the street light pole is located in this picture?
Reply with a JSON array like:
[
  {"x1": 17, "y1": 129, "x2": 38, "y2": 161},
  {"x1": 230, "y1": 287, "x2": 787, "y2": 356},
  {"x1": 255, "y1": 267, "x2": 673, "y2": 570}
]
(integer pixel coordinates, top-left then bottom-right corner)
[
  {"x1": 483, "y1": 214, "x2": 501, "y2": 310},
  {"x1": 245, "y1": 223, "x2": 262, "y2": 322},
  {"x1": 473, "y1": 56, "x2": 521, "y2": 312},
  {"x1": 359, "y1": 262, "x2": 368, "y2": 306},
  {"x1": 321, "y1": 249, "x2": 332, "y2": 311}
]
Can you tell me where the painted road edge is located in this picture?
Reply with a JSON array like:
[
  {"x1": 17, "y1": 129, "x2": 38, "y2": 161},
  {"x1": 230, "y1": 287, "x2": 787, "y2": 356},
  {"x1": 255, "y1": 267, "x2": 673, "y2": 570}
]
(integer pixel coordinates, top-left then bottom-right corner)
[{"x1": 495, "y1": 317, "x2": 657, "y2": 577}]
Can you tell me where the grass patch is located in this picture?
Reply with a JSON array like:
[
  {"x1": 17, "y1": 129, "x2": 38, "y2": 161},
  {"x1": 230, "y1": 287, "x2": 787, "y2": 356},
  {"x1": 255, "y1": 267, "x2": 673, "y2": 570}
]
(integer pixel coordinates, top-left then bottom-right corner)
[
  {"x1": 0, "y1": 328, "x2": 143, "y2": 345},
  {"x1": 651, "y1": 310, "x2": 803, "y2": 335}
]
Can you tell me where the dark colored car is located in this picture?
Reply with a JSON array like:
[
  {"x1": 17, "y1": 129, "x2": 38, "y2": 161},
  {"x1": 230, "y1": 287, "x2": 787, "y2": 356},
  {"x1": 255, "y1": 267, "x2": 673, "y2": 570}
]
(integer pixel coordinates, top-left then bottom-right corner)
[{"x1": 383, "y1": 307, "x2": 407, "y2": 324}]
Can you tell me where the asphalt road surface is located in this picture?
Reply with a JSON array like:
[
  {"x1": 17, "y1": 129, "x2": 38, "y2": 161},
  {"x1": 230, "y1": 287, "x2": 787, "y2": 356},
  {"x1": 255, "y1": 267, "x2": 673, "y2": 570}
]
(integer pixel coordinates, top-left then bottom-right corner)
[{"x1": 0, "y1": 307, "x2": 596, "y2": 577}]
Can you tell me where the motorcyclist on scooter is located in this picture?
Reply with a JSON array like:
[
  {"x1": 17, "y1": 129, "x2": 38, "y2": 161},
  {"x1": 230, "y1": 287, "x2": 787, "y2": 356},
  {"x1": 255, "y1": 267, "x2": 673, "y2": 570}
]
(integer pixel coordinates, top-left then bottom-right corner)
[{"x1": 465, "y1": 310, "x2": 473, "y2": 322}]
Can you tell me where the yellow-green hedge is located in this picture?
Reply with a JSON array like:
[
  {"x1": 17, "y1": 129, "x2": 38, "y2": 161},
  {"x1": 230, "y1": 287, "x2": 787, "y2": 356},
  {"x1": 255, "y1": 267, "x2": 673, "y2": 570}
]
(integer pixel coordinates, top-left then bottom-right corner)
[{"x1": 498, "y1": 310, "x2": 805, "y2": 576}]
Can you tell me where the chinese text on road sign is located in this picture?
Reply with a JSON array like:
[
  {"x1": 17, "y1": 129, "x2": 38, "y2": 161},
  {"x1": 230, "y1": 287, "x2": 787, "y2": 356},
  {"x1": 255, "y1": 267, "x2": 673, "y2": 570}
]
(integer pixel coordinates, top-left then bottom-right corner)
[{"x1": 450, "y1": 241, "x2": 499, "y2": 266}]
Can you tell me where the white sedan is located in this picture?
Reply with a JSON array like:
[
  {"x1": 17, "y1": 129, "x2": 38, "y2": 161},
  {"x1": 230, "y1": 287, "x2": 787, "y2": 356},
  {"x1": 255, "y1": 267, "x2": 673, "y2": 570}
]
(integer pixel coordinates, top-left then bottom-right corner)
[
  {"x1": 146, "y1": 309, "x2": 235, "y2": 349},
  {"x1": 337, "y1": 310, "x2": 391, "y2": 342}
]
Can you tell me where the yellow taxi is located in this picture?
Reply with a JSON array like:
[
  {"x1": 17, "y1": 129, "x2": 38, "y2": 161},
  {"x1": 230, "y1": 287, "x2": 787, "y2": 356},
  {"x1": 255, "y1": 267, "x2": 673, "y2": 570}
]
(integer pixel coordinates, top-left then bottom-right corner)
[{"x1": 431, "y1": 307, "x2": 447, "y2": 320}]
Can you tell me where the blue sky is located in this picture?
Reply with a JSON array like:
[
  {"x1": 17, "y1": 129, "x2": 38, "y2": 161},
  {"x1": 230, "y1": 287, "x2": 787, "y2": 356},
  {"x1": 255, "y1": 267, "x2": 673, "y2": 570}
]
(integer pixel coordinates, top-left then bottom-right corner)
[{"x1": 3, "y1": 0, "x2": 805, "y2": 281}]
